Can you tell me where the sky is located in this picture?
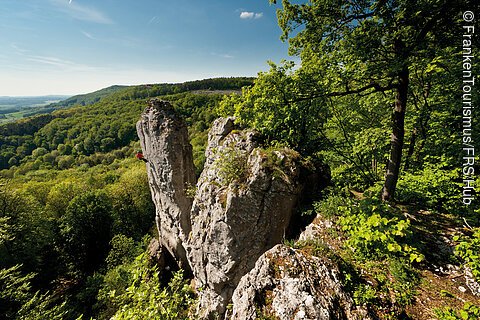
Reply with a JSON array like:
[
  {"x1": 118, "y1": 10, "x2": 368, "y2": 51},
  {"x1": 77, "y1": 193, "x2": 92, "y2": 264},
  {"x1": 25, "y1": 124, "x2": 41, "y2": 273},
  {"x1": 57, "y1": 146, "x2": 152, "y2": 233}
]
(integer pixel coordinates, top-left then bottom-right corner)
[{"x1": 0, "y1": 0, "x2": 293, "y2": 96}]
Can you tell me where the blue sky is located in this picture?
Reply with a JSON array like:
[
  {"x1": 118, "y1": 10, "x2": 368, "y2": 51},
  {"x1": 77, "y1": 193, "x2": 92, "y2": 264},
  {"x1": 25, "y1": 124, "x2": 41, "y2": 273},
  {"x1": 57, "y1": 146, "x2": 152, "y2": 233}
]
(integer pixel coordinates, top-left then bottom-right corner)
[{"x1": 0, "y1": 0, "x2": 292, "y2": 96}]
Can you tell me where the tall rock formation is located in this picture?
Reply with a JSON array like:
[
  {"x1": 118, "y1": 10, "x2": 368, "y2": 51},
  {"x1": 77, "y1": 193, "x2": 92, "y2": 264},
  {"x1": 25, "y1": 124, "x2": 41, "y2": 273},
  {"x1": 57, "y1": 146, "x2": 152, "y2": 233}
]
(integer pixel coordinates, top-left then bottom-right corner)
[
  {"x1": 137, "y1": 101, "x2": 337, "y2": 319},
  {"x1": 136, "y1": 99, "x2": 196, "y2": 271},
  {"x1": 186, "y1": 117, "x2": 304, "y2": 318}
]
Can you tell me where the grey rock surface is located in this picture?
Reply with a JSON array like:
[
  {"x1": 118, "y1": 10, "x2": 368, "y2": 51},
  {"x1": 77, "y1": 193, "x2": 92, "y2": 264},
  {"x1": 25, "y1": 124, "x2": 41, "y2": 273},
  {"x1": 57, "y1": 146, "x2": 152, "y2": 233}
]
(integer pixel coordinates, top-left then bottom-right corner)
[
  {"x1": 136, "y1": 99, "x2": 196, "y2": 271},
  {"x1": 229, "y1": 244, "x2": 371, "y2": 320},
  {"x1": 137, "y1": 107, "x2": 340, "y2": 319},
  {"x1": 186, "y1": 117, "x2": 303, "y2": 318},
  {"x1": 147, "y1": 237, "x2": 165, "y2": 268}
]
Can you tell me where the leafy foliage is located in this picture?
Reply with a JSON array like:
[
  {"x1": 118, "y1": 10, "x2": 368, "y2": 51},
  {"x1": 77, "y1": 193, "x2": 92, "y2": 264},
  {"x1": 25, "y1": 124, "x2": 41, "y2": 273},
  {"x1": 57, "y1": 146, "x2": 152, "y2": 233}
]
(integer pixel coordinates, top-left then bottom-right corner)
[
  {"x1": 396, "y1": 162, "x2": 461, "y2": 212},
  {"x1": 214, "y1": 146, "x2": 248, "y2": 187},
  {"x1": 0, "y1": 160, "x2": 157, "y2": 319},
  {"x1": 0, "y1": 264, "x2": 67, "y2": 319},
  {"x1": 219, "y1": 61, "x2": 326, "y2": 155},
  {"x1": 321, "y1": 195, "x2": 424, "y2": 263},
  {"x1": 312, "y1": 193, "x2": 423, "y2": 315},
  {"x1": 0, "y1": 3, "x2": 477, "y2": 313},
  {"x1": 435, "y1": 303, "x2": 480, "y2": 320},
  {"x1": 222, "y1": 0, "x2": 479, "y2": 201},
  {"x1": 106, "y1": 235, "x2": 142, "y2": 270},
  {"x1": 0, "y1": 77, "x2": 251, "y2": 173},
  {"x1": 0, "y1": 78, "x2": 252, "y2": 319},
  {"x1": 60, "y1": 190, "x2": 113, "y2": 276},
  {"x1": 454, "y1": 228, "x2": 480, "y2": 282},
  {"x1": 108, "y1": 254, "x2": 196, "y2": 320},
  {"x1": 0, "y1": 217, "x2": 13, "y2": 245}
]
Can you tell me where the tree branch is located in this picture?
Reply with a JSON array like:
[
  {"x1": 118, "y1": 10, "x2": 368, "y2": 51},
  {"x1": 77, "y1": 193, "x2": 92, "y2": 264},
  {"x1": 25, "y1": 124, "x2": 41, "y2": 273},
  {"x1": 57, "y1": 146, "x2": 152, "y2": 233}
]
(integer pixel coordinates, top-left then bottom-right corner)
[{"x1": 288, "y1": 80, "x2": 395, "y2": 104}]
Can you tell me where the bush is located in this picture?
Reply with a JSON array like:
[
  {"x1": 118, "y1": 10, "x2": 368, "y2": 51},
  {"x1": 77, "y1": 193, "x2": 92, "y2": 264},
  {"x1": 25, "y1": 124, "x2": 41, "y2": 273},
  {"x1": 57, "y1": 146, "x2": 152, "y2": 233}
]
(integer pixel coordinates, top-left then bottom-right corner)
[
  {"x1": 454, "y1": 228, "x2": 480, "y2": 282},
  {"x1": 107, "y1": 254, "x2": 196, "y2": 320},
  {"x1": 396, "y1": 162, "x2": 460, "y2": 212},
  {"x1": 337, "y1": 197, "x2": 424, "y2": 263},
  {"x1": 218, "y1": 61, "x2": 326, "y2": 156},
  {"x1": 312, "y1": 193, "x2": 423, "y2": 315},
  {"x1": 60, "y1": 190, "x2": 113, "y2": 275},
  {"x1": 0, "y1": 265, "x2": 67, "y2": 320},
  {"x1": 106, "y1": 235, "x2": 141, "y2": 270},
  {"x1": 314, "y1": 190, "x2": 352, "y2": 219},
  {"x1": 435, "y1": 303, "x2": 480, "y2": 320},
  {"x1": 213, "y1": 146, "x2": 248, "y2": 187}
]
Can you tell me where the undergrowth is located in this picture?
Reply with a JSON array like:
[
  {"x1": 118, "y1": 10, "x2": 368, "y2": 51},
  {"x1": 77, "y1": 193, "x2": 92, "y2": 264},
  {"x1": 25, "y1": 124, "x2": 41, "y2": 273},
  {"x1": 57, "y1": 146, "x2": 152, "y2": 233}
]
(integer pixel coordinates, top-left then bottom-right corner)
[
  {"x1": 454, "y1": 228, "x2": 480, "y2": 282},
  {"x1": 298, "y1": 191, "x2": 425, "y2": 317},
  {"x1": 435, "y1": 303, "x2": 480, "y2": 320}
]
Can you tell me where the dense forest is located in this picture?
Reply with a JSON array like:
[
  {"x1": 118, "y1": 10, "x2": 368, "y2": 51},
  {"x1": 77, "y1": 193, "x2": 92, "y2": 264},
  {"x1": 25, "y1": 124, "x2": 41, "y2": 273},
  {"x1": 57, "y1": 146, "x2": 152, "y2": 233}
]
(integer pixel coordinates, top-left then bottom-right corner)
[{"x1": 1, "y1": 0, "x2": 480, "y2": 319}]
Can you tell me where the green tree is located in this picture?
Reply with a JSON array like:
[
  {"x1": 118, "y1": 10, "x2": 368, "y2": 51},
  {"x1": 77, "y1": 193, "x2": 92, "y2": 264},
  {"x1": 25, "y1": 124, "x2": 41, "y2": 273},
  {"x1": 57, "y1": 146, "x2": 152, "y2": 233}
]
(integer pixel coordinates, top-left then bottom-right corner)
[
  {"x1": 109, "y1": 254, "x2": 195, "y2": 320},
  {"x1": 46, "y1": 179, "x2": 87, "y2": 218},
  {"x1": 0, "y1": 180, "x2": 58, "y2": 282},
  {"x1": 108, "y1": 165, "x2": 155, "y2": 240},
  {"x1": 105, "y1": 234, "x2": 141, "y2": 270},
  {"x1": 32, "y1": 147, "x2": 48, "y2": 158},
  {"x1": 220, "y1": 61, "x2": 326, "y2": 154},
  {"x1": 0, "y1": 217, "x2": 12, "y2": 245},
  {"x1": 60, "y1": 190, "x2": 113, "y2": 275},
  {"x1": 0, "y1": 265, "x2": 68, "y2": 320},
  {"x1": 0, "y1": 197, "x2": 67, "y2": 320},
  {"x1": 269, "y1": 0, "x2": 477, "y2": 200}
]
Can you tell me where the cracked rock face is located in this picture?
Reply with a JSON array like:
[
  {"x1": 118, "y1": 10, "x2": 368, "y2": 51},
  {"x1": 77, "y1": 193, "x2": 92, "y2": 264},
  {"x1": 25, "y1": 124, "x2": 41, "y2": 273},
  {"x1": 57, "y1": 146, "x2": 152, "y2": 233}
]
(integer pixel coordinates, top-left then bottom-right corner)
[
  {"x1": 137, "y1": 106, "x2": 332, "y2": 319},
  {"x1": 186, "y1": 117, "x2": 303, "y2": 318},
  {"x1": 136, "y1": 99, "x2": 196, "y2": 271},
  {"x1": 229, "y1": 244, "x2": 371, "y2": 320}
]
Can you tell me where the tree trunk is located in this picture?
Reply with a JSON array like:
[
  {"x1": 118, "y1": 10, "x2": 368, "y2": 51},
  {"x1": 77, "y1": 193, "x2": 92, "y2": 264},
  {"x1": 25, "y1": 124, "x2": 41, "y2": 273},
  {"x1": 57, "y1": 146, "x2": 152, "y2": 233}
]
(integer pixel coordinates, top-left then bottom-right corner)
[{"x1": 382, "y1": 66, "x2": 409, "y2": 201}]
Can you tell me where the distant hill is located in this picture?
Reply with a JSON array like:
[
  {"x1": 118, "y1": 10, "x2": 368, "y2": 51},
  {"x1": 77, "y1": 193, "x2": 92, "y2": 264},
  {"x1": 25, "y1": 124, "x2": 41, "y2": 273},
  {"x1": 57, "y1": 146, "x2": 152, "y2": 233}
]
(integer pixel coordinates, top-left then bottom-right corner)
[
  {"x1": 49, "y1": 77, "x2": 254, "y2": 109},
  {"x1": 0, "y1": 77, "x2": 254, "y2": 171},
  {"x1": 0, "y1": 95, "x2": 69, "y2": 109},
  {"x1": 49, "y1": 85, "x2": 128, "y2": 108},
  {"x1": 0, "y1": 86, "x2": 131, "y2": 124},
  {"x1": 0, "y1": 95, "x2": 70, "y2": 124}
]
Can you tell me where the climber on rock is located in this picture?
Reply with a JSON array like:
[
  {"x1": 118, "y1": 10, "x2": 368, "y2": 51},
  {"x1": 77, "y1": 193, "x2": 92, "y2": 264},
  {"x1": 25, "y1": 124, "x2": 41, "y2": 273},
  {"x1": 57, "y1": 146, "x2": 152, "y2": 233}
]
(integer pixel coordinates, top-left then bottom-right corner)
[{"x1": 135, "y1": 151, "x2": 148, "y2": 163}]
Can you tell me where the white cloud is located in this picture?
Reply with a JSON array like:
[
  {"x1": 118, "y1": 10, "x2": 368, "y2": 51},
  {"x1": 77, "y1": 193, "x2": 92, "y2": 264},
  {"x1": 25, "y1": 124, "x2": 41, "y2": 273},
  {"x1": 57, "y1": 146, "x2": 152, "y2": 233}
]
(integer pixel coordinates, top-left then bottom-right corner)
[
  {"x1": 26, "y1": 55, "x2": 98, "y2": 72},
  {"x1": 148, "y1": 16, "x2": 159, "y2": 25},
  {"x1": 240, "y1": 12, "x2": 254, "y2": 19},
  {"x1": 240, "y1": 11, "x2": 263, "y2": 19},
  {"x1": 211, "y1": 52, "x2": 234, "y2": 59},
  {"x1": 10, "y1": 43, "x2": 29, "y2": 54},
  {"x1": 9, "y1": 43, "x2": 98, "y2": 72},
  {"x1": 50, "y1": 0, "x2": 113, "y2": 24},
  {"x1": 81, "y1": 30, "x2": 95, "y2": 40}
]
